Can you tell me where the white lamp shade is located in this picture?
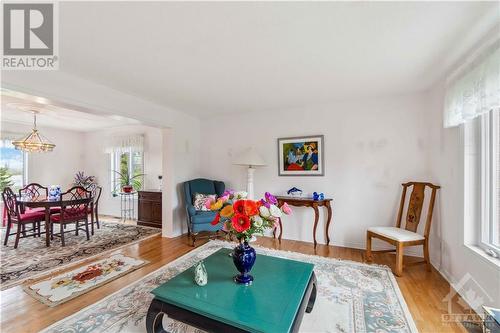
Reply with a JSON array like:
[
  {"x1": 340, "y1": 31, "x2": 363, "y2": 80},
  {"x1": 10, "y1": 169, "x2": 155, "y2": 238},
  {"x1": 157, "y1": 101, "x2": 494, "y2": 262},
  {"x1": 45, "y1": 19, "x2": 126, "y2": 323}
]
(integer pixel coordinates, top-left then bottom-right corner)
[{"x1": 233, "y1": 147, "x2": 266, "y2": 167}]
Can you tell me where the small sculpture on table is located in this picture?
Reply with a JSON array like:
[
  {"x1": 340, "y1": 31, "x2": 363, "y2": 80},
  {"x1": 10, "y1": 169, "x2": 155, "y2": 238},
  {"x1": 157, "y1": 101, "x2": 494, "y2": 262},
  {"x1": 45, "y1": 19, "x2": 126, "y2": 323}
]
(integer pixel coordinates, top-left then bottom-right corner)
[
  {"x1": 313, "y1": 192, "x2": 324, "y2": 201},
  {"x1": 194, "y1": 260, "x2": 208, "y2": 286},
  {"x1": 287, "y1": 187, "x2": 303, "y2": 197}
]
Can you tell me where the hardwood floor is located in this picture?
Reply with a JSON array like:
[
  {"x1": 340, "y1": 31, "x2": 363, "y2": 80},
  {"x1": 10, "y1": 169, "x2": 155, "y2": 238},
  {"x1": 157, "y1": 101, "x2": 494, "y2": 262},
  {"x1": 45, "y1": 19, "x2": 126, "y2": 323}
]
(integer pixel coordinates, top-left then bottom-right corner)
[{"x1": 0, "y1": 233, "x2": 469, "y2": 333}]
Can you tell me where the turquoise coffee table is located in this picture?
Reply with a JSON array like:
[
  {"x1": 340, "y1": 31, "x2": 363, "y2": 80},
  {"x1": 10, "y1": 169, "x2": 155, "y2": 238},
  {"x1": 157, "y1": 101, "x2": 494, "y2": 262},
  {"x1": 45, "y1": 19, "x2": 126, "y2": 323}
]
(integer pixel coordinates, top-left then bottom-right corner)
[{"x1": 146, "y1": 248, "x2": 317, "y2": 333}]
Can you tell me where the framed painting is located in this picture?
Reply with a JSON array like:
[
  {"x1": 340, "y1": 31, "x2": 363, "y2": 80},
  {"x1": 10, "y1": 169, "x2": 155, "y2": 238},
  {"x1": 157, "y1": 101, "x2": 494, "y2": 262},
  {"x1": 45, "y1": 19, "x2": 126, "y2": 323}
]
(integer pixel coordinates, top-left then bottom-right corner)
[{"x1": 278, "y1": 135, "x2": 324, "y2": 176}]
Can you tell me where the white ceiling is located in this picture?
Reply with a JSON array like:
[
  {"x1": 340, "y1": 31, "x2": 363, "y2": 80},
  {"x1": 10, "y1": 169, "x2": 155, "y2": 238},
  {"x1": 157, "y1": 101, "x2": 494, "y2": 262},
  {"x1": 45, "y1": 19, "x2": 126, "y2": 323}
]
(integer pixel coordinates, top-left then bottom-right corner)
[
  {"x1": 57, "y1": 2, "x2": 498, "y2": 117},
  {"x1": 1, "y1": 92, "x2": 141, "y2": 132}
]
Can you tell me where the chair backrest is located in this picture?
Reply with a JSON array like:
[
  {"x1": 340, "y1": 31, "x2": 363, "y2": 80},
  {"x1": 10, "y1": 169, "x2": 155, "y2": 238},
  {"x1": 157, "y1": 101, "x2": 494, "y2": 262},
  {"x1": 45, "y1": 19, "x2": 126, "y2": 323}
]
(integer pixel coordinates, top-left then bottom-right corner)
[
  {"x1": 183, "y1": 178, "x2": 225, "y2": 206},
  {"x1": 19, "y1": 183, "x2": 48, "y2": 200},
  {"x1": 395, "y1": 182, "x2": 440, "y2": 238},
  {"x1": 2, "y1": 187, "x2": 19, "y2": 220},
  {"x1": 60, "y1": 186, "x2": 92, "y2": 221},
  {"x1": 86, "y1": 184, "x2": 102, "y2": 206}
]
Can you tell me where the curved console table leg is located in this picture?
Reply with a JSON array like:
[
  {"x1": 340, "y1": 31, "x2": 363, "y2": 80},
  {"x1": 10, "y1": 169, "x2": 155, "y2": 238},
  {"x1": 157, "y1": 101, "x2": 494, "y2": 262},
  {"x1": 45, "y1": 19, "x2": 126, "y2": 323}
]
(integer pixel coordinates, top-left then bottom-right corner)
[
  {"x1": 325, "y1": 201, "x2": 332, "y2": 245},
  {"x1": 278, "y1": 217, "x2": 283, "y2": 243},
  {"x1": 312, "y1": 204, "x2": 319, "y2": 248}
]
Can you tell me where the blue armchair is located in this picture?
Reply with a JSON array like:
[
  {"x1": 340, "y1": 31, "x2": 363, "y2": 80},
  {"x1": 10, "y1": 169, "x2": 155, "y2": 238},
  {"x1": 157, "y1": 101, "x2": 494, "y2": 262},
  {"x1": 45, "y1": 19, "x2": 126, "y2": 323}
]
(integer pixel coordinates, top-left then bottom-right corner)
[{"x1": 183, "y1": 178, "x2": 225, "y2": 246}]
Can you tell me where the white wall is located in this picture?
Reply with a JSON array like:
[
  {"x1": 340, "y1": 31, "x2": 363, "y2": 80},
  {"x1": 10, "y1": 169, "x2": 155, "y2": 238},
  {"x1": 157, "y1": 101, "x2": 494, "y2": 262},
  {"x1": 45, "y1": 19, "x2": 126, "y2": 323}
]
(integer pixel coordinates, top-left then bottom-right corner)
[
  {"x1": 426, "y1": 82, "x2": 500, "y2": 308},
  {"x1": 200, "y1": 93, "x2": 432, "y2": 251},
  {"x1": 82, "y1": 125, "x2": 163, "y2": 217},
  {"x1": 1, "y1": 121, "x2": 85, "y2": 187}
]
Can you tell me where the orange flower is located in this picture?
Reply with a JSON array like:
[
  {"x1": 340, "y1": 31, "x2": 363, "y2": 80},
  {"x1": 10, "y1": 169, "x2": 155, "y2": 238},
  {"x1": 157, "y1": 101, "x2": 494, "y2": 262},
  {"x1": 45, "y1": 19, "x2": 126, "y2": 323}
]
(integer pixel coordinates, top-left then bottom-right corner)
[
  {"x1": 220, "y1": 205, "x2": 234, "y2": 218},
  {"x1": 210, "y1": 199, "x2": 223, "y2": 211},
  {"x1": 233, "y1": 200, "x2": 258, "y2": 216}
]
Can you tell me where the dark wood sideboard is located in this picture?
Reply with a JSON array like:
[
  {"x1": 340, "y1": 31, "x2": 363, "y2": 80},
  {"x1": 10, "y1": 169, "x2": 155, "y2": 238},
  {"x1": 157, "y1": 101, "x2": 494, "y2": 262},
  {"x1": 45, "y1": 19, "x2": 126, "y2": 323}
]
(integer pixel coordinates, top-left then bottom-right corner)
[{"x1": 138, "y1": 190, "x2": 162, "y2": 228}]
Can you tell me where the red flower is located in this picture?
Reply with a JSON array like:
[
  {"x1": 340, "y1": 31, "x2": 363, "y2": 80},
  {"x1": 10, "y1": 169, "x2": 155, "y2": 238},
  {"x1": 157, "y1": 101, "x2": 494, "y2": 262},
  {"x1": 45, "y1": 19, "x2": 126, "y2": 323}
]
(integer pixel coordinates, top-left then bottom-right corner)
[
  {"x1": 231, "y1": 214, "x2": 251, "y2": 232},
  {"x1": 210, "y1": 213, "x2": 220, "y2": 226},
  {"x1": 233, "y1": 200, "x2": 258, "y2": 216}
]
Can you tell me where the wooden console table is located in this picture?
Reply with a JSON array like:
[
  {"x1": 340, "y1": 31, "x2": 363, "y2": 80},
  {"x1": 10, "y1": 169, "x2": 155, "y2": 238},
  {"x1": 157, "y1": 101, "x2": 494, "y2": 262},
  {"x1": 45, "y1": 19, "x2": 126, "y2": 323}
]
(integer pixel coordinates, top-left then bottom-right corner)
[{"x1": 274, "y1": 196, "x2": 333, "y2": 248}]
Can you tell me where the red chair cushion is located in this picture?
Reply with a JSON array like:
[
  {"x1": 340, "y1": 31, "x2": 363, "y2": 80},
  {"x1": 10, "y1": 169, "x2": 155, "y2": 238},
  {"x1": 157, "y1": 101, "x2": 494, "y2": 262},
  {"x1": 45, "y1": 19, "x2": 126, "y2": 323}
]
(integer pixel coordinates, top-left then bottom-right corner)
[
  {"x1": 19, "y1": 210, "x2": 46, "y2": 222},
  {"x1": 51, "y1": 207, "x2": 87, "y2": 222},
  {"x1": 50, "y1": 207, "x2": 61, "y2": 213},
  {"x1": 27, "y1": 207, "x2": 45, "y2": 213}
]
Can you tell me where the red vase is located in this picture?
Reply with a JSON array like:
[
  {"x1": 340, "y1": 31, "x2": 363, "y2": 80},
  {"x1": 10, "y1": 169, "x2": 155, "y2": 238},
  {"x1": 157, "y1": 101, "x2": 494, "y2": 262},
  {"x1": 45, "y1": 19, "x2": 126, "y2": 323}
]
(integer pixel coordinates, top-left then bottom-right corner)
[{"x1": 122, "y1": 185, "x2": 133, "y2": 193}]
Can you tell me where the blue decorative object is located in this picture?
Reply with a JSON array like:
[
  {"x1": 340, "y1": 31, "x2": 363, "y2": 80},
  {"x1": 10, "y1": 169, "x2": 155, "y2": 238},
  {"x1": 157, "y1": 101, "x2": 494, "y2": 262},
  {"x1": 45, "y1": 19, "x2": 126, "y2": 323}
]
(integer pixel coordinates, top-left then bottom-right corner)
[
  {"x1": 232, "y1": 241, "x2": 256, "y2": 285},
  {"x1": 313, "y1": 192, "x2": 325, "y2": 201},
  {"x1": 48, "y1": 185, "x2": 61, "y2": 201},
  {"x1": 287, "y1": 187, "x2": 303, "y2": 197}
]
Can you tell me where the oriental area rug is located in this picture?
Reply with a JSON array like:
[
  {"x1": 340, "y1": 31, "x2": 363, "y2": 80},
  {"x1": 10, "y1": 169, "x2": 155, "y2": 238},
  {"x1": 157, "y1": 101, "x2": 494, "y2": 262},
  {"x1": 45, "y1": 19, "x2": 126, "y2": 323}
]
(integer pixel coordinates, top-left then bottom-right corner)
[
  {"x1": 41, "y1": 240, "x2": 418, "y2": 333},
  {"x1": 25, "y1": 254, "x2": 147, "y2": 306},
  {"x1": 1, "y1": 222, "x2": 160, "y2": 290}
]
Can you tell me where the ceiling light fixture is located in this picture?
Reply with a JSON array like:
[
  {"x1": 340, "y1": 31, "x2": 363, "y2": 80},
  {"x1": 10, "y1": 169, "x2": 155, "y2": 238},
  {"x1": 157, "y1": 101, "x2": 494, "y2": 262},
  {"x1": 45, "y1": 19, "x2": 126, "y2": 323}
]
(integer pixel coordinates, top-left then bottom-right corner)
[{"x1": 12, "y1": 111, "x2": 56, "y2": 153}]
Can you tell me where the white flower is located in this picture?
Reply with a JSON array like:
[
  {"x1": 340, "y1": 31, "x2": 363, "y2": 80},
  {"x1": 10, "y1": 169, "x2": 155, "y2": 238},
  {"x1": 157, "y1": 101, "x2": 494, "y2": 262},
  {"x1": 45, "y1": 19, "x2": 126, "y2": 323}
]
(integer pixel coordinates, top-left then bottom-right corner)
[
  {"x1": 252, "y1": 215, "x2": 263, "y2": 227},
  {"x1": 270, "y1": 205, "x2": 283, "y2": 218},
  {"x1": 259, "y1": 206, "x2": 271, "y2": 218},
  {"x1": 233, "y1": 191, "x2": 248, "y2": 200}
]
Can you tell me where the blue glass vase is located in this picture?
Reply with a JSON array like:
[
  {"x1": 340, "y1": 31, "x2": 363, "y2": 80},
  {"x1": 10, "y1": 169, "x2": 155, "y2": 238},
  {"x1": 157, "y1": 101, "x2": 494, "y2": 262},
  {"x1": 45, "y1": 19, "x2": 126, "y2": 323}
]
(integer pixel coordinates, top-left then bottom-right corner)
[{"x1": 232, "y1": 241, "x2": 256, "y2": 285}]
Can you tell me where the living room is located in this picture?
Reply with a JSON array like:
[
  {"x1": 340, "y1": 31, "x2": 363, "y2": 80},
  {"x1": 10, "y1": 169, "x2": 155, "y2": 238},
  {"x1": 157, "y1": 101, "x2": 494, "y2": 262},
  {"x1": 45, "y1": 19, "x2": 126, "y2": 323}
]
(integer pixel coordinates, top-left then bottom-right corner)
[{"x1": 0, "y1": 2, "x2": 499, "y2": 333}]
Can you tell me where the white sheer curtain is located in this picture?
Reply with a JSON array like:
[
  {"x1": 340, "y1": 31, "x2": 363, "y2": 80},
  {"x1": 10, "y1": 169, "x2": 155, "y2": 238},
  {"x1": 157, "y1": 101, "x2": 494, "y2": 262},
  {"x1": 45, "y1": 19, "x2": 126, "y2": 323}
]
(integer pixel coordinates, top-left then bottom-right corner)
[
  {"x1": 104, "y1": 134, "x2": 144, "y2": 153},
  {"x1": 444, "y1": 38, "x2": 500, "y2": 128}
]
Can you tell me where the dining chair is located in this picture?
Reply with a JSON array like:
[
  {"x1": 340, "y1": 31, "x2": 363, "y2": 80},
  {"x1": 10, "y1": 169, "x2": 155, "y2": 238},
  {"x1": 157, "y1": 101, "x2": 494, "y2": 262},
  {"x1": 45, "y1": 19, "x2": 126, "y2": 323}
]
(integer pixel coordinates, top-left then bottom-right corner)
[
  {"x1": 50, "y1": 186, "x2": 92, "y2": 247},
  {"x1": 366, "y1": 181, "x2": 440, "y2": 276},
  {"x1": 2, "y1": 187, "x2": 46, "y2": 249},
  {"x1": 86, "y1": 184, "x2": 102, "y2": 235}
]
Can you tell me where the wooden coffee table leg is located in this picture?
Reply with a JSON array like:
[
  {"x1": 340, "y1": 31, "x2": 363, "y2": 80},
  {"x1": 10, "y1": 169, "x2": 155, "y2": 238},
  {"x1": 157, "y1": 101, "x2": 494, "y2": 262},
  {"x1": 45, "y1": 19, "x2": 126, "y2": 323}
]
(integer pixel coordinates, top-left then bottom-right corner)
[
  {"x1": 306, "y1": 273, "x2": 317, "y2": 313},
  {"x1": 146, "y1": 298, "x2": 168, "y2": 333}
]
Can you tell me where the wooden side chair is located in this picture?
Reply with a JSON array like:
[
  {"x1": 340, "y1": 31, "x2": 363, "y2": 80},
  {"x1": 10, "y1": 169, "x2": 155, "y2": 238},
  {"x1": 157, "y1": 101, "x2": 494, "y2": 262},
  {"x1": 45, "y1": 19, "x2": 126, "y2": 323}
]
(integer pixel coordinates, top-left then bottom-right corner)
[
  {"x1": 366, "y1": 181, "x2": 440, "y2": 276},
  {"x1": 86, "y1": 184, "x2": 102, "y2": 235},
  {"x1": 2, "y1": 187, "x2": 46, "y2": 249},
  {"x1": 50, "y1": 186, "x2": 92, "y2": 247}
]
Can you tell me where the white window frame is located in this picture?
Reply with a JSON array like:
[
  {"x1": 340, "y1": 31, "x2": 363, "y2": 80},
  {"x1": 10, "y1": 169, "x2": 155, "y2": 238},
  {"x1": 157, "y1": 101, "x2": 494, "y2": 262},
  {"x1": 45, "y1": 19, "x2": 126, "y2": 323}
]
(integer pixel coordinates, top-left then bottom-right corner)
[
  {"x1": 479, "y1": 110, "x2": 499, "y2": 255},
  {"x1": 0, "y1": 138, "x2": 28, "y2": 189},
  {"x1": 110, "y1": 148, "x2": 144, "y2": 194}
]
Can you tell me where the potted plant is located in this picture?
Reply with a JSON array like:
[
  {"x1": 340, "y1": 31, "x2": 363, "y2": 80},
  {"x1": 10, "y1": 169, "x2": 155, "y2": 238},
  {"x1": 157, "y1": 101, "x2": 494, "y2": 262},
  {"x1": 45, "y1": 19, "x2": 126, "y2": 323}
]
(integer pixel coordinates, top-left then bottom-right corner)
[
  {"x1": 113, "y1": 170, "x2": 144, "y2": 193},
  {"x1": 73, "y1": 171, "x2": 97, "y2": 189}
]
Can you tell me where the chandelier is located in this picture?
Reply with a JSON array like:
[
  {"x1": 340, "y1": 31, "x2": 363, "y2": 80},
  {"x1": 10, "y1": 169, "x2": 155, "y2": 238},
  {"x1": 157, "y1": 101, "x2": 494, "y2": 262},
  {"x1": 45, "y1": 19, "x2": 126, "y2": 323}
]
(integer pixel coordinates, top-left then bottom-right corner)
[{"x1": 12, "y1": 111, "x2": 56, "y2": 152}]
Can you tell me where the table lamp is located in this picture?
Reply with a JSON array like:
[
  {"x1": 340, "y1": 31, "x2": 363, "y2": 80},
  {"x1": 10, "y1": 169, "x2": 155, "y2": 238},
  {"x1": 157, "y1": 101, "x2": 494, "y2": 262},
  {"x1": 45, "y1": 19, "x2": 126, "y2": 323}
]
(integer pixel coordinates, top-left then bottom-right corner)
[{"x1": 233, "y1": 147, "x2": 266, "y2": 199}]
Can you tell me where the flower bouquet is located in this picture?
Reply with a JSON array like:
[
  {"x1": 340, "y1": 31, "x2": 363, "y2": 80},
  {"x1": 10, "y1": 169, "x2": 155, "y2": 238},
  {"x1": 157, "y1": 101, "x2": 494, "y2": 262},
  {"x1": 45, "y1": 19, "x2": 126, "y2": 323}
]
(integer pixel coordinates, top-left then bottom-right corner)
[{"x1": 208, "y1": 190, "x2": 292, "y2": 285}]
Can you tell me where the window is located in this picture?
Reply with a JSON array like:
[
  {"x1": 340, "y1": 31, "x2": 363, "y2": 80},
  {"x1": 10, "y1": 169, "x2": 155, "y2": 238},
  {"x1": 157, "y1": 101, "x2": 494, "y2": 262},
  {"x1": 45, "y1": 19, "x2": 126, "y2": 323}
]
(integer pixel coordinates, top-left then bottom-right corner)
[
  {"x1": 479, "y1": 110, "x2": 500, "y2": 254},
  {"x1": 0, "y1": 138, "x2": 27, "y2": 191},
  {"x1": 110, "y1": 148, "x2": 144, "y2": 194}
]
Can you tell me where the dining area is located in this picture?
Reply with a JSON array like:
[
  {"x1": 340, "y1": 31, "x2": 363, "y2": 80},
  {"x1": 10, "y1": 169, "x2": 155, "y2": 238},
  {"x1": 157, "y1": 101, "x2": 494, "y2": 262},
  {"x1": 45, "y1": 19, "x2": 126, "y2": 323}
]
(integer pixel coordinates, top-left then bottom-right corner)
[{"x1": 2, "y1": 183, "x2": 102, "y2": 249}]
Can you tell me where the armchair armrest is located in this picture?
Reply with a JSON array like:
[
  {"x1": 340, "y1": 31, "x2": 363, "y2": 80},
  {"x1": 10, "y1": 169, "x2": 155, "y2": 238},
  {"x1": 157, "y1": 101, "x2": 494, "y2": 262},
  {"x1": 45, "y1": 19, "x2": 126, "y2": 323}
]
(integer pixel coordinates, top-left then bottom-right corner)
[{"x1": 186, "y1": 204, "x2": 196, "y2": 217}]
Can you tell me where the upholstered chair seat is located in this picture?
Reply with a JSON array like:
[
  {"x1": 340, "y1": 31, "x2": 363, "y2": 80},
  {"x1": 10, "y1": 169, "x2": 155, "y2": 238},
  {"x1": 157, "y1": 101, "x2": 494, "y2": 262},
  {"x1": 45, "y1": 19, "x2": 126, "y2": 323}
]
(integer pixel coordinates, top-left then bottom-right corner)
[{"x1": 367, "y1": 227, "x2": 424, "y2": 242}]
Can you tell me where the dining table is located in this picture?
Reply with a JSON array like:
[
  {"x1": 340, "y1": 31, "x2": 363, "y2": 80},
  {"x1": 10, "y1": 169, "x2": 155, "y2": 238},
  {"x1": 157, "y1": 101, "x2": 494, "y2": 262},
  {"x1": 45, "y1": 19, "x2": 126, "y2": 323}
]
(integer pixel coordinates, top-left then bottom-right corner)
[{"x1": 17, "y1": 196, "x2": 93, "y2": 247}]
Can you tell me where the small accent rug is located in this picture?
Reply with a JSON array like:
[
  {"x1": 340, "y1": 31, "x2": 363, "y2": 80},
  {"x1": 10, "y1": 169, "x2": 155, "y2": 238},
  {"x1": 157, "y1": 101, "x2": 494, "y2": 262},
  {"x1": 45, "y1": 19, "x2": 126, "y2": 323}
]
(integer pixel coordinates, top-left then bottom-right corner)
[
  {"x1": 24, "y1": 254, "x2": 147, "y2": 307},
  {"x1": 41, "y1": 240, "x2": 418, "y2": 333},
  {"x1": 1, "y1": 222, "x2": 160, "y2": 290}
]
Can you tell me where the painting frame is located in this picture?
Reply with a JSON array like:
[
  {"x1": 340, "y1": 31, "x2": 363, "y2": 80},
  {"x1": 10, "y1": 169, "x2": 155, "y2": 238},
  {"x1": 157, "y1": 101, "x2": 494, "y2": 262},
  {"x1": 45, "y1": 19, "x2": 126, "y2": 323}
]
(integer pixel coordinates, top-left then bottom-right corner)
[{"x1": 277, "y1": 135, "x2": 324, "y2": 176}]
